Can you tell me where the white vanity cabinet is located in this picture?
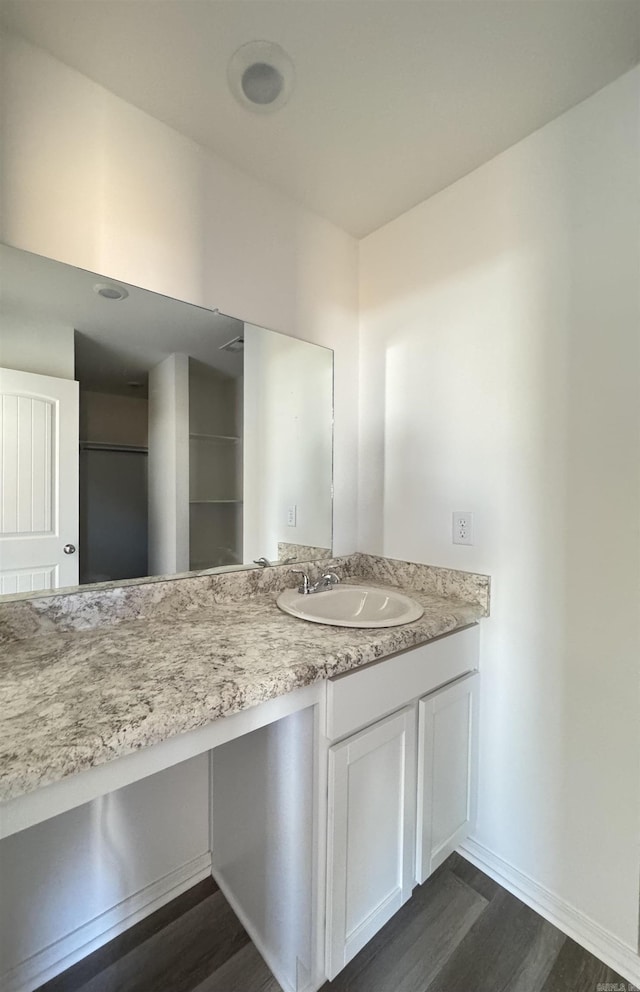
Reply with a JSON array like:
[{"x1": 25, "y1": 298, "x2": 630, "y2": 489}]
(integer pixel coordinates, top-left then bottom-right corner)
[
  {"x1": 324, "y1": 625, "x2": 480, "y2": 980},
  {"x1": 415, "y1": 671, "x2": 479, "y2": 884},
  {"x1": 325, "y1": 706, "x2": 417, "y2": 979}
]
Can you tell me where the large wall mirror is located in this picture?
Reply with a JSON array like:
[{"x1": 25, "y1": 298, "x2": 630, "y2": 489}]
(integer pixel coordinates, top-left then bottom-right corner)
[{"x1": 0, "y1": 244, "x2": 333, "y2": 598}]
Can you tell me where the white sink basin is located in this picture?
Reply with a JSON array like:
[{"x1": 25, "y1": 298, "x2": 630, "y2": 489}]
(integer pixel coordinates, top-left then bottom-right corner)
[{"x1": 276, "y1": 584, "x2": 424, "y2": 628}]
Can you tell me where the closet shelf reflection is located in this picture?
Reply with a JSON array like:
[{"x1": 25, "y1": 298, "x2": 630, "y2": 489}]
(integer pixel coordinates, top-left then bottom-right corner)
[
  {"x1": 189, "y1": 499, "x2": 243, "y2": 504},
  {"x1": 189, "y1": 433, "x2": 240, "y2": 442},
  {"x1": 80, "y1": 441, "x2": 148, "y2": 454}
]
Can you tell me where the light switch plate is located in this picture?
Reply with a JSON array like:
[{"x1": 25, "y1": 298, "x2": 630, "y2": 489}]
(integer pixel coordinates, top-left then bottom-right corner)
[{"x1": 287, "y1": 504, "x2": 297, "y2": 527}]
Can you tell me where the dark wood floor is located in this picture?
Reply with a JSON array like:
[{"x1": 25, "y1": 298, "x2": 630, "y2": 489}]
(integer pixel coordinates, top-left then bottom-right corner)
[{"x1": 36, "y1": 853, "x2": 628, "y2": 992}]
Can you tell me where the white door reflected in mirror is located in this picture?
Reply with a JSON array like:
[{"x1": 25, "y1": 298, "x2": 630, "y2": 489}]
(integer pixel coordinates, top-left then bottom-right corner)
[{"x1": 0, "y1": 367, "x2": 79, "y2": 595}]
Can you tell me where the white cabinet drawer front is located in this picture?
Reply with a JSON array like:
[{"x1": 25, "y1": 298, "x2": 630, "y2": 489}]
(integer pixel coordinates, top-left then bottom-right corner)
[
  {"x1": 326, "y1": 624, "x2": 479, "y2": 741},
  {"x1": 416, "y1": 671, "x2": 480, "y2": 884},
  {"x1": 325, "y1": 706, "x2": 416, "y2": 980}
]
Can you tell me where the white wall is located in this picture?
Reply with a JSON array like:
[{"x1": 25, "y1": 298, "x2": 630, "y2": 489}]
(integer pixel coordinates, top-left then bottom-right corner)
[
  {"x1": 359, "y1": 67, "x2": 640, "y2": 952},
  {"x1": 0, "y1": 313, "x2": 75, "y2": 380},
  {"x1": 79, "y1": 390, "x2": 148, "y2": 447},
  {"x1": 243, "y1": 324, "x2": 333, "y2": 563},
  {"x1": 0, "y1": 29, "x2": 358, "y2": 986},
  {"x1": 148, "y1": 353, "x2": 190, "y2": 575}
]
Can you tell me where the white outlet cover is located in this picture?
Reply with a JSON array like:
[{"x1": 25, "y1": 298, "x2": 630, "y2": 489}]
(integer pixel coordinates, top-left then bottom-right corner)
[{"x1": 452, "y1": 511, "x2": 474, "y2": 546}]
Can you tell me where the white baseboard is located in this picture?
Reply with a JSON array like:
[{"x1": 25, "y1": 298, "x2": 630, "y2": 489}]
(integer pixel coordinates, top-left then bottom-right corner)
[
  {"x1": 1, "y1": 851, "x2": 212, "y2": 992},
  {"x1": 212, "y1": 868, "x2": 318, "y2": 992},
  {"x1": 211, "y1": 868, "x2": 293, "y2": 992},
  {"x1": 459, "y1": 837, "x2": 640, "y2": 987}
]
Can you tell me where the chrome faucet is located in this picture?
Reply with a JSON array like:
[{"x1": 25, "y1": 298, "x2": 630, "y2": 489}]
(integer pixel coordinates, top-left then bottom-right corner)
[
  {"x1": 253, "y1": 557, "x2": 271, "y2": 567},
  {"x1": 291, "y1": 570, "x2": 340, "y2": 595},
  {"x1": 291, "y1": 569, "x2": 311, "y2": 593}
]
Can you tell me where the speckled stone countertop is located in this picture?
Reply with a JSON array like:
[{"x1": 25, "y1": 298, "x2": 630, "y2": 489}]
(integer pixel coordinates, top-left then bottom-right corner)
[{"x1": 0, "y1": 554, "x2": 490, "y2": 803}]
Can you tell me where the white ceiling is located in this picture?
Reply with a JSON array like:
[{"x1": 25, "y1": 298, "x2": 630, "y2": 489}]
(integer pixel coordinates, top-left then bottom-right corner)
[{"x1": 1, "y1": 1, "x2": 639, "y2": 237}]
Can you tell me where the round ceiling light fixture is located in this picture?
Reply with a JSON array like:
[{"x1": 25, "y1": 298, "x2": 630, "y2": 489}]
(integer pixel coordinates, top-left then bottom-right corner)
[
  {"x1": 93, "y1": 282, "x2": 128, "y2": 301},
  {"x1": 228, "y1": 41, "x2": 294, "y2": 114}
]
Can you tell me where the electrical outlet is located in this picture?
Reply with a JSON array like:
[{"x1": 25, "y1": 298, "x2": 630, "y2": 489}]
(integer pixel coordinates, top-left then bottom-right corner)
[
  {"x1": 452, "y1": 511, "x2": 474, "y2": 546},
  {"x1": 287, "y1": 504, "x2": 297, "y2": 527}
]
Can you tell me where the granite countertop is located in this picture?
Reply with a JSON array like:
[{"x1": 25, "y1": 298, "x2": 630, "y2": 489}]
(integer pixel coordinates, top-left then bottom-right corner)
[{"x1": 0, "y1": 555, "x2": 490, "y2": 804}]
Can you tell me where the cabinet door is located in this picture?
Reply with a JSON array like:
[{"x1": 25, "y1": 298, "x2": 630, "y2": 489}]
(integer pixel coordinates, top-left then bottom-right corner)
[
  {"x1": 326, "y1": 706, "x2": 416, "y2": 980},
  {"x1": 416, "y1": 672, "x2": 479, "y2": 885}
]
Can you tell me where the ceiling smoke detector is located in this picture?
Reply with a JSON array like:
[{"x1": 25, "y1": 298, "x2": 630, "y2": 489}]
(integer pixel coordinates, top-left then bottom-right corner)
[{"x1": 228, "y1": 41, "x2": 294, "y2": 114}]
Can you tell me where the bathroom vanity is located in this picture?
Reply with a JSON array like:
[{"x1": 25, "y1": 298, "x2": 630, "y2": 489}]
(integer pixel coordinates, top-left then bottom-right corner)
[
  {"x1": 210, "y1": 621, "x2": 480, "y2": 988},
  {"x1": 0, "y1": 554, "x2": 489, "y2": 992}
]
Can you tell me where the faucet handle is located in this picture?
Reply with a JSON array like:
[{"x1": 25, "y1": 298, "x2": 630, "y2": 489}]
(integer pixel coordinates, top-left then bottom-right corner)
[
  {"x1": 308, "y1": 571, "x2": 340, "y2": 593},
  {"x1": 290, "y1": 569, "x2": 311, "y2": 594},
  {"x1": 321, "y1": 571, "x2": 340, "y2": 586}
]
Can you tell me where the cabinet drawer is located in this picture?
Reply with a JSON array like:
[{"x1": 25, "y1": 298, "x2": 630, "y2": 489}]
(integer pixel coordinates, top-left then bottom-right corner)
[{"x1": 326, "y1": 624, "x2": 479, "y2": 741}]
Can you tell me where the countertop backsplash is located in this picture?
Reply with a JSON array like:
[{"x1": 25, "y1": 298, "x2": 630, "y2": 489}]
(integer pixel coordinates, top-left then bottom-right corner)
[{"x1": 0, "y1": 553, "x2": 489, "y2": 643}]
